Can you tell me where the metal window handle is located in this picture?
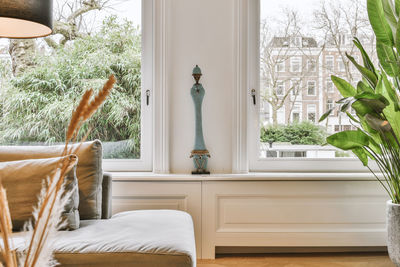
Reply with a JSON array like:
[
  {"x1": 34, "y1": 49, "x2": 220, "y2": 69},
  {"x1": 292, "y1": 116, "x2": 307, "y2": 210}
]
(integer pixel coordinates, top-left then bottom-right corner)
[
  {"x1": 146, "y1": 90, "x2": 150, "y2": 105},
  {"x1": 251, "y1": 89, "x2": 256, "y2": 105}
]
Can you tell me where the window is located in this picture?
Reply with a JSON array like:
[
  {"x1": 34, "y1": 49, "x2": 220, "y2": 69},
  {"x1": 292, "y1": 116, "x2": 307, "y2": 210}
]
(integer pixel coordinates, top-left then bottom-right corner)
[
  {"x1": 325, "y1": 56, "x2": 334, "y2": 70},
  {"x1": 338, "y1": 58, "x2": 345, "y2": 72},
  {"x1": 307, "y1": 80, "x2": 316, "y2": 96},
  {"x1": 275, "y1": 60, "x2": 285, "y2": 72},
  {"x1": 326, "y1": 99, "x2": 334, "y2": 111},
  {"x1": 291, "y1": 103, "x2": 302, "y2": 122},
  {"x1": 327, "y1": 80, "x2": 334, "y2": 93},
  {"x1": 291, "y1": 37, "x2": 302, "y2": 47},
  {"x1": 290, "y1": 80, "x2": 301, "y2": 96},
  {"x1": 307, "y1": 59, "x2": 316, "y2": 72},
  {"x1": 276, "y1": 81, "x2": 285, "y2": 96},
  {"x1": 290, "y1": 57, "x2": 302, "y2": 72},
  {"x1": 0, "y1": 0, "x2": 153, "y2": 171},
  {"x1": 307, "y1": 104, "x2": 316, "y2": 123},
  {"x1": 248, "y1": 0, "x2": 376, "y2": 172}
]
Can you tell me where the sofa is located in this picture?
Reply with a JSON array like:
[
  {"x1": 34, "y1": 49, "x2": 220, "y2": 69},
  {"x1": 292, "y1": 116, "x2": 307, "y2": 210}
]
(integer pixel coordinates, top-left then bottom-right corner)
[{"x1": 0, "y1": 141, "x2": 196, "y2": 267}]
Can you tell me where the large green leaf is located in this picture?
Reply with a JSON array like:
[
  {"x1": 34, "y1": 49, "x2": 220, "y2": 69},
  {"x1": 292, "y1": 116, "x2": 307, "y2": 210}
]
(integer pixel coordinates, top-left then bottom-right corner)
[
  {"x1": 382, "y1": 0, "x2": 398, "y2": 34},
  {"x1": 376, "y1": 40, "x2": 399, "y2": 76},
  {"x1": 381, "y1": 73, "x2": 400, "y2": 111},
  {"x1": 319, "y1": 108, "x2": 334, "y2": 122},
  {"x1": 368, "y1": 0, "x2": 394, "y2": 46},
  {"x1": 357, "y1": 81, "x2": 375, "y2": 94},
  {"x1": 354, "y1": 91, "x2": 390, "y2": 106},
  {"x1": 326, "y1": 130, "x2": 370, "y2": 150},
  {"x1": 353, "y1": 37, "x2": 377, "y2": 74},
  {"x1": 352, "y1": 100, "x2": 377, "y2": 116},
  {"x1": 380, "y1": 74, "x2": 400, "y2": 137},
  {"x1": 396, "y1": 0, "x2": 400, "y2": 16},
  {"x1": 347, "y1": 53, "x2": 378, "y2": 87},
  {"x1": 395, "y1": 19, "x2": 400, "y2": 52},
  {"x1": 331, "y1": 75, "x2": 357, "y2": 97},
  {"x1": 346, "y1": 111, "x2": 360, "y2": 123},
  {"x1": 352, "y1": 147, "x2": 369, "y2": 166}
]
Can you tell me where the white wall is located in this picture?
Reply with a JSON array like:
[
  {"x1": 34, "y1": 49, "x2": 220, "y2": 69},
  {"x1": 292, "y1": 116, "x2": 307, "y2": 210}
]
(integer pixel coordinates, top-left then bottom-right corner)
[{"x1": 166, "y1": 0, "x2": 235, "y2": 173}]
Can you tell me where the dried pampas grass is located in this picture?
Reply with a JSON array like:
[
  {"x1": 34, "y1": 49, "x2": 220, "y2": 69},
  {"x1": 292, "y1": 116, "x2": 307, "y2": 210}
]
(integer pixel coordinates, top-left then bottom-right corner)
[{"x1": 0, "y1": 75, "x2": 116, "y2": 267}]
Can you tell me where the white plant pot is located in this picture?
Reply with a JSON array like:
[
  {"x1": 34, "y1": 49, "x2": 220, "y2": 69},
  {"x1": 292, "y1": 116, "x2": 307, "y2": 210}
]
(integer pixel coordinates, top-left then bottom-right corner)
[{"x1": 387, "y1": 200, "x2": 400, "y2": 266}]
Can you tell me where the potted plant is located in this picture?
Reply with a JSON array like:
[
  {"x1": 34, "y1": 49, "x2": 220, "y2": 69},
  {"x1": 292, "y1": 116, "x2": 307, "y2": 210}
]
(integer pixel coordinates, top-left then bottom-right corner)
[{"x1": 319, "y1": 0, "x2": 400, "y2": 265}]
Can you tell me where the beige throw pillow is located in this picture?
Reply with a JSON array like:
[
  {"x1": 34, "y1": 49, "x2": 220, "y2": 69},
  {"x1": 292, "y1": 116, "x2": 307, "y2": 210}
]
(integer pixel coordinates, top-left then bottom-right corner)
[
  {"x1": 0, "y1": 155, "x2": 80, "y2": 230},
  {"x1": 0, "y1": 140, "x2": 103, "y2": 220}
]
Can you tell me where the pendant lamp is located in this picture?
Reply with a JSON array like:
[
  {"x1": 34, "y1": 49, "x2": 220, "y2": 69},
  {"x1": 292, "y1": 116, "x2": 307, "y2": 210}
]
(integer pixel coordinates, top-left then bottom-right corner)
[{"x1": 0, "y1": 0, "x2": 53, "y2": 38}]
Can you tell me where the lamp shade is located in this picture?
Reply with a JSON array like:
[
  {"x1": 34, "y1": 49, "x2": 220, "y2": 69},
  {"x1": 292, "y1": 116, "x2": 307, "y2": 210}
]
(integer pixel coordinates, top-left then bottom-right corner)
[{"x1": 0, "y1": 0, "x2": 53, "y2": 38}]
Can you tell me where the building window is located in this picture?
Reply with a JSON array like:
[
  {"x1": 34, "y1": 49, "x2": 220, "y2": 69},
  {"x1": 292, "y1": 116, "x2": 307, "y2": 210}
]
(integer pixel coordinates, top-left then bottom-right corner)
[
  {"x1": 275, "y1": 60, "x2": 285, "y2": 72},
  {"x1": 325, "y1": 55, "x2": 334, "y2": 71},
  {"x1": 291, "y1": 37, "x2": 302, "y2": 47},
  {"x1": 291, "y1": 103, "x2": 302, "y2": 122},
  {"x1": 290, "y1": 56, "x2": 302, "y2": 72},
  {"x1": 307, "y1": 80, "x2": 316, "y2": 96},
  {"x1": 290, "y1": 80, "x2": 300, "y2": 96},
  {"x1": 307, "y1": 104, "x2": 316, "y2": 123},
  {"x1": 326, "y1": 99, "x2": 334, "y2": 111},
  {"x1": 327, "y1": 80, "x2": 334, "y2": 93},
  {"x1": 338, "y1": 58, "x2": 345, "y2": 72},
  {"x1": 276, "y1": 81, "x2": 285, "y2": 96},
  {"x1": 307, "y1": 59, "x2": 316, "y2": 72}
]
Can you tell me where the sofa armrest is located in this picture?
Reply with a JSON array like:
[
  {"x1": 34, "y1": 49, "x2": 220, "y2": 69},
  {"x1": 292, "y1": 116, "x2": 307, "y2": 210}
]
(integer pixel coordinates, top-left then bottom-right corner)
[{"x1": 101, "y1": 172, "x2": 112, "y2": 219}]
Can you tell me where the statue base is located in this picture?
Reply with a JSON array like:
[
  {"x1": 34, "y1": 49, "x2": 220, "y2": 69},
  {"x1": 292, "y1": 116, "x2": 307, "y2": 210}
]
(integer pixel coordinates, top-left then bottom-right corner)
[
  {"x1": 190, "y1": 149, "x2": 210, "y2": 175},
  {"x1": 192, "y1": 170, "x2": 210, "y2": 175}
]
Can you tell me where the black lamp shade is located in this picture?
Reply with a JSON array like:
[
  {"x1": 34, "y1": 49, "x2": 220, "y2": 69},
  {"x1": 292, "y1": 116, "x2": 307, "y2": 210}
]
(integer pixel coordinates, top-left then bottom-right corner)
[{"x1": 0, "y1": 0, "x2": 53, "y2": 38}]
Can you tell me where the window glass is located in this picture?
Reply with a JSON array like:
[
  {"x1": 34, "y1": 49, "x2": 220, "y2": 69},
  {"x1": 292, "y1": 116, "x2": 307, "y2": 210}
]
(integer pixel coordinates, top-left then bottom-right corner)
[
  {"x1": 307, "y1": 81, "x2": 316, "y2": 95},
  {"x1": 258, "y1": 0, "x2": 376, "y2": 160},
  {"x1": 276, "y1": 81, "x2": 285, "y2": 96},
  {"x1": 290, "y1": 57, "x2": 302, "y2": 72},
  {"x1": 0, "y1": 0, "x2": 143, "y2": 160}
]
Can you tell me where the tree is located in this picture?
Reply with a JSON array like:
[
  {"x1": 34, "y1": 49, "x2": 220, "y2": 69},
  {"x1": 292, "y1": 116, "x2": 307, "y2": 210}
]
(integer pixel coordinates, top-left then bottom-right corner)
[
  {"x1": 8, "y1": 0, "x2": 120, "y2": 76},
  {"x1": 0, "y1": 17, "x2": 142, "y2": 158},
  {"x1": 313, "y1": 0, "x2": 375, "y2": 84},
  {"x1": 260, "y1": 10, "x2": 323, "y2": 126}
]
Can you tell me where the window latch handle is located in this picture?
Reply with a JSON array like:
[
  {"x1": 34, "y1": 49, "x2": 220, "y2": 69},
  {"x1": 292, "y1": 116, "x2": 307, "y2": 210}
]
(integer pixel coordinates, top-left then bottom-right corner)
[
  {"x1": 251, "y1": 89, "x2": 256, "y2": 105},
  {"x1": 146, "y1": 90, "x2": 150, "y2": 106}
]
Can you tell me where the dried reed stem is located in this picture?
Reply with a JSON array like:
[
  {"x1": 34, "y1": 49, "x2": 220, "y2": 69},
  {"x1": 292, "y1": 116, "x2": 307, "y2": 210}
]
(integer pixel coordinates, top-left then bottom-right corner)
[
  {"x1": 82, "y1": 75, "x2": 116, "y2": 121},
  {"x1": 0, "y1": 75, "x2": 115, "y2": 267},
  {"x1": 0, "y1": 184, "x2": 17, "y2": 267}
]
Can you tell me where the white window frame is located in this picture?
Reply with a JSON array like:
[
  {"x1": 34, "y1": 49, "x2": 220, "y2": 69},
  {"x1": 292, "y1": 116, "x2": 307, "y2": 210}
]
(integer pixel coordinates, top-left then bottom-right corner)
[
  {"x1": 325, "y1": 55, "x2": 334, "y2": 71},
  {"x1": 307, "y1": 104, "x2": 316, "y2": 123},
  {"x1": 307, "y1": 80, "x2": 316, "y2": 96},
  {"x1": 276, "y1": 80, "x2": 284, "y2": 96},
  {"x1": 247, "y1": 0, "x2": 367, "y2": 172},
  {"x1": 307, "y1": 59, "x2": 316, "y2": 72},
  {"x1": 291, "y1": 103, "x2": 302, "y2": 123},
  {"x1": 103, "y1": 0, "x2": 153, "y2": 172},
  {"x1": 327, "y1": 80, "x2": 334, "y2": 93},
  {"x1": 338, "y1": 58, "x2": 345, "y2": 72},
  {"x1": 290, "y1": 56, "x2": 302, "y2": 72},
  {"x1": 275, "y1": 60, "x2": 285, "y2": 72}
]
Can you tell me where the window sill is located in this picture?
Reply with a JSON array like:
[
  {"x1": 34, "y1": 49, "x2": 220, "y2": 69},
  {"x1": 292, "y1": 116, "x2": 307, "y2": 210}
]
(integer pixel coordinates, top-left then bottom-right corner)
[{"x1": 110, "y1": 171, "x2": 381, "y2": 182}]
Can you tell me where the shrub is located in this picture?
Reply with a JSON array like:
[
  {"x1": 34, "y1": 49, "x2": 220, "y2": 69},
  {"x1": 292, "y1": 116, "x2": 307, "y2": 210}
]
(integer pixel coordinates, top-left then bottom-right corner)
[{"x1": 260, "y1": 121, "x2": 327, "y2": 145}]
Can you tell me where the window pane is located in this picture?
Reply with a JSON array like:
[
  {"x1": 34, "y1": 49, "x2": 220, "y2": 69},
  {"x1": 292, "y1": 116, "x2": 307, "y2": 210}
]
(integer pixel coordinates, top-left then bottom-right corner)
[
  {"x1": 259, "y1": 0, "x2": 375, "y2": 159},
  {"x1": 0, "y1": 0, "x2": 142, "y2": 159}
]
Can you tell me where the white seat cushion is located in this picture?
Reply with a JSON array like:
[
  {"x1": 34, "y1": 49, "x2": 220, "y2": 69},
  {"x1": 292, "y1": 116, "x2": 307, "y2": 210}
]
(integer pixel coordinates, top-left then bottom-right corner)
[{"x1": 7, "y1": 210, "x2": 196, "y2": 267}]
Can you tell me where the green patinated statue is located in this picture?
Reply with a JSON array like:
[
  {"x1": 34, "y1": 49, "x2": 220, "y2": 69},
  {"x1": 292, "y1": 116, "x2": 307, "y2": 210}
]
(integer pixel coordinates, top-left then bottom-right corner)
[{"x1": 190, "y1": 65, "x2": 210, "y2": 174}]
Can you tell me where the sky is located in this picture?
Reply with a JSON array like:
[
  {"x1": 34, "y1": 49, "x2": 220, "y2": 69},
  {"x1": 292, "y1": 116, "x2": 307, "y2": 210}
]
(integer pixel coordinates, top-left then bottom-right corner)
[{"x1": 261, "y1": 0, "x2": 320, "y2": 21}]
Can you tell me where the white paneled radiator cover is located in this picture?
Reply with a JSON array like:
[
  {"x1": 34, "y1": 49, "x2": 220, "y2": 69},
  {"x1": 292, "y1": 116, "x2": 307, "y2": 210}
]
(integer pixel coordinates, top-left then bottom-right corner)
[{"x1": 112, "y1": 179, "x2": 388, "y2": 259}]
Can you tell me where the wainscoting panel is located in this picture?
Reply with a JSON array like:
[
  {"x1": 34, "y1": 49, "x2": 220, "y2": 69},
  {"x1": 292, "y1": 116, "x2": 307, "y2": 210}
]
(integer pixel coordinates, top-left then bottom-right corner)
[
  {"x1": 202, "y1": 181, "x2": 388, "y2": 259},
  {"x1": 112, "y1": 181, "x2": 202, "y2": 257}
]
